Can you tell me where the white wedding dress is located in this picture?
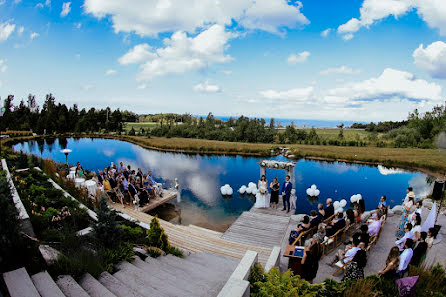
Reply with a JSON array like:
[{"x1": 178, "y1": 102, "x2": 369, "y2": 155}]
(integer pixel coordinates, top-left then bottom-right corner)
[{"x1": 254, "y1": 181, "x2": 270, "y2": 208}]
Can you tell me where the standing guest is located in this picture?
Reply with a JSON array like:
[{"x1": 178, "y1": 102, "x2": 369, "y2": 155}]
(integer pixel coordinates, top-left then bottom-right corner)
[
  {"x1": 397, "y1": 239, "x2": 414, "y2": 278},
  {"x1": 396, "y1": 223, "x2": 414, "y2": 251},
  {"x1": 312, "y1": 224, "x2": 326, "y2": 244},
  {"x1": 410, "y1": 232, "x2": 428, "y2": 267},
  {"x1": 310, "y1": 210, "x2": 323, "y2": 229},
  {"x1": 269, "y1": 177, "x2": 280, "y2": 209},
  {"x1": 301, "y1": 239, "x2": 321, "y2": 283},
  {"x1": 396, "y1": 195, "x2": 415, "y2": 238},
  {"x1": 368, "y1": 213, "x2": 382, "y2": 237},
  {"x1": 378, "y1": 246, "x2": 400, "y2": 279},
  {"x1": 325, "y1": 212, "x2": 346, "y2": 237},
  {"x1": 403, "y1": 187, "x2": 415, "y2": 204},
  {"x1": 427, "y1": 227, "x2": 438, "y2": 252},
  {"x1": 281, "y1": 175, "x2": 292, "y2": 213},
  {"x1": 324, "y1": 198, "x2": 334, "y2": 219},
  {"x1": 378, "y1": 195, "x2": 387, "y2": 209},
  {"x1": 343, "y1": 249, "x2": 367, "y2": 282},
  {"x1": 255, "y1": 175, "x2": 269, "y2": 209}
]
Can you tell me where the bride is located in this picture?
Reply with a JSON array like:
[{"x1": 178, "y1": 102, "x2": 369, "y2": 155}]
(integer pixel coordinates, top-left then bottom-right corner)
[{"x1": 254, "y1": 175, "x2": 270, "y2": 208}]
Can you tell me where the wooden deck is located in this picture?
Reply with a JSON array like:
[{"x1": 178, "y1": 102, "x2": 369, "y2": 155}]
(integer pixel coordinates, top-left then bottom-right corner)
[
  {"x1": 110, "y1": 203, "x2": 274, "y2": 265},
  {"x1": 221, "y1": 211, "x2": 291, "y2": 248},
  {"x1": 139, "y1": 190, "x2": 177, "y2": 212}
]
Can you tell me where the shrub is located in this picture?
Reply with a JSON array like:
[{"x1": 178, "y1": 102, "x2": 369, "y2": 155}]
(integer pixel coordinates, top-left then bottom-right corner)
[
  {"x1": 93, "y1": 198, "x2": 122, "y2": 248},
  {"x1": 146, "y1": 247, "x2": 162, "y2": 258},
  {"x1": 146, "y1": 216, "x2": 170, "y2": 251},
  {"x1": 343, "y1": 279, "x2": 376, "y2": 297},
  {"x1": 120, "y1": 224, "x2": 146, "y2": 244},
  {"x1": 249, "y1": 263, "x2": 265, "y2": 294},
  {"x1": 409, "y1": 264, "x2": 446, "y2": 297},
  {"x1": 167, "y1": 246, "x2": 183, "y2": 258}
]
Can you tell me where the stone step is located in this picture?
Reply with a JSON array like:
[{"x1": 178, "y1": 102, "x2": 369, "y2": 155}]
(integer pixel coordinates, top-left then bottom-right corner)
[
  {"x1": 133, "y1": 257, "x2": 211, "y2": 297},
  {"x1": 186, "y1": 251, "x2": 239, "y2": 274},
  {"x1": 56, "y1": 275, "x2": 90, "y2": 297},
  {"x1": 79, "y1": 273, "x2": 116, "y2": 297},
  {"x1": 2, "y1": 267, "x2": 40, "y2": 297},
  {"x1": 114, "y1": 261, "x2": 178, "y2": 297},
  {"x1": 97, "y1": 272, "x2": 145, "y2": 297},
  {"x1": 31, "y1": 271, "x2": 65, "y2": 297}
]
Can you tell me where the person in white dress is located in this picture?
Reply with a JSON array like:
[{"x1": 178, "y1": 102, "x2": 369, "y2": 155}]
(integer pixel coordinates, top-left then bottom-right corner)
[{"x1": 255, "y1": 175, "x2": 269, "y2": 208}]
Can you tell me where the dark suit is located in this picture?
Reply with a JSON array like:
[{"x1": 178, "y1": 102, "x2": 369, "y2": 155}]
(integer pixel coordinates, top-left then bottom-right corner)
[
  {"x1": 326, "y1": 218, "x2": 346, "y2": 237},
  {"x1": 324, "y1": 205, "x2": 334, "y2": 219},
  {"x1": 310, "y1": 214, "x2": 323, "y2": 229},
  {"x1": 410, "y1": 241, "x2": 427, "y2": 266},
  {"x1": 281, "y1": 181, "x2": 292, "y2": 211}
]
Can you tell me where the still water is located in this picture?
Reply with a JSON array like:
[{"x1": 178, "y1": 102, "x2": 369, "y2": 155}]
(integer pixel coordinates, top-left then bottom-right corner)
[{"x1": 13, "y1": 138, "x2": 433, "y2": 231}]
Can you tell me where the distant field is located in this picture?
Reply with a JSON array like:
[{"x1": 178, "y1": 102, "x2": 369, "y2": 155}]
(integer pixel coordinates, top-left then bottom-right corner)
[{"x1": 123, "y1": 122, "x2": 158, "y2": 132}]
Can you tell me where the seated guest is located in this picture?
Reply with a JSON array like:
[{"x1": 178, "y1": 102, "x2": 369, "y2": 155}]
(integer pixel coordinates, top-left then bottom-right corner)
[
  {"x1": 324, "y1": 198, "x2": 334, "y2": 219},
  {"x1": 136, "y1": 168, "x2": 143, "y2": 179},
  {"x1": 142, "y1": 174, "x2": 154, "y2": 197},
  {"x1": 353, "y1": 203, "x2": 362, "y2": 223},
  {"x1": 378, "y1": 195, "x2": 387, "y2": 209},
  {"x1": 135, "y1": 176, "x2": 149, "y2": 205},
  {"x1": 317, "y1": 203, "x2": 325, "y2": 219},
  {"x1": 108, "y1": 172, "x2": 117, "y2": 189},
  {"x1": 411, "y1": 213, "x2": 422, "y2": 241},
  {"x1": 396, "y1": 223, "x2": 414, "y2": 251},
  {"x1": 92, "y1": 172, "x2": 100, "y2": 186},
  {"x1": 346, "y1": 209, "x2": 355, "y2": 226},
  {"x1": 325, "y1": 212, "x2": 346, "y2": 237},
  {"x1": 97, "y1": 171, "x2": 104, "y2": 185},
  {"x1": 403, "y1": 187, "x2": 415, "y2": 204},
  {"x1": 427, "y1": 227, "x2": 438, "y2": 252},
  {"x1": 312, "y1": 224, "x2": 326, "y2": 244},
  {"x1": 147, "y1": 170, "x2": 156, "y2": 186},
  {"x1": 310, "y1": 210, "x2": 323, "y2": 229},
  {"x1": 397, "y1": 238, "x2": 414, "y2": 278},
  {"x1": 75, "y1": 162, "x2": 85, "y2": 178},
  {"x1": 378, "y1": 246, "x2": 400, "y2": 279},
  {"x1": 352, "y1": 225, "x2": 370, "y2": 247},
  {"x1": 119, "y1": 161, "x2": 125, "y2": 173},
  {"x1": 123, "y1": 167, "x2": 130, "y2": 180},
  {"x1": 413, "y1": 200, "x2": 423, "y2": 217},
  {"x1": 289, "y1": 215, "x2": 311, "y2": 244},
  {"x1": 411, "y1": 231, "x2": 428, "y2": 267},
  {"x1": 342, "y1": 249, "x2": 367, "y2": 282},
  {"x1": 330, "y1": 237, "x2": 361, "y2": 266},
  {"x1": 368, "y1": 213, "x2": 382, "y2": 237},
  {"x1": 128, "y1": 177, "x2": 139, "y2": 203}
]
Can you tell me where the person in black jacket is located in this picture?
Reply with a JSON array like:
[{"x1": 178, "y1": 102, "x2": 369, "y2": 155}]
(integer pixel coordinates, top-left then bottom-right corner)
[
  {"x1": 310, "y1": 210, "x2": 323, "y2": 229},
  {"x1": 326, "y1": 212, "x2": 346, "y2": 237},
  {"x1": 324, "y1": 198, "x2": 334, "y2": 219},
  {"x1": 410, "y1": 231, "x2": 428, "y2": 266}
]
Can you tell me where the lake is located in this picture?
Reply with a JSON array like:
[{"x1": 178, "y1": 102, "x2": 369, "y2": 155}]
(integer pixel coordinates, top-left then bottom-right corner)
[{"x1": 12, "y1": 137, "x2": 433, "y2": 231}]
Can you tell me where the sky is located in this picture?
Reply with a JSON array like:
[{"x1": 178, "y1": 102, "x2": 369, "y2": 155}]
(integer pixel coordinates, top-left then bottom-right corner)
[{"x1": 0, "y1": 0, "x2": 446, "y2": 122}]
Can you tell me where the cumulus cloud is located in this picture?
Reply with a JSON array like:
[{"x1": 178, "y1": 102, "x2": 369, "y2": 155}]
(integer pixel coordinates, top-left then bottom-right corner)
[
  {"x1": 193, "y1": 81, "x2": 221, "y2": 93},
  {"x1": 119, "y1": 24, "x2": 233, "y2": 81},
  {"x1": 287, "y1": 51, "x2": 310, "y2": 64},
  {"x1": 17, "y1": 26, "x2": 24, "y2": 36},
  {"x1": 30, "y1": 32, "x2": 39, "y2": 40},
  {"x1": 319, "y1": 66, "x2": 361, "y2": 75},
  {"x1": 84, "y1": 0, "x2": 309, "y2": 37},
  {"x1": 413, "y1": 41, "x2": 446, "y2": 79},
  {"x1": 0, "y1": 59, "x2": 7, "y2": 72},
  {"x1": 342, "y1": 33, "x2": 354, "y2": 41},
  {"x1": 105, "y1": 69, "x2": 117, "y2": 75},
  {"x1": 61, "y1": 2, "x2": 71, "y2": 17},
  {"x1": 259, "y1": 86, "x2": 314, "y2": 101},
  {"x1": 321, "y1": 28, "x2": 331, "y2": 37},
  {"x1": 337, "y1": 0, "x2": 446, "y2": 39},
  {"x1": 0, "y1": 22, "x2": 15, "y2": 42},
  {"x1": 324, "y1": 68, "x2": 443, "y2": 104}
]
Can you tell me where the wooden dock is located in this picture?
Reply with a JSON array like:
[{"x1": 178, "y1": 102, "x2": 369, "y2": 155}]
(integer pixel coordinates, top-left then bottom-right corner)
[{"x1": 139, "y1": 189, "x2": 177, "y2": 212}]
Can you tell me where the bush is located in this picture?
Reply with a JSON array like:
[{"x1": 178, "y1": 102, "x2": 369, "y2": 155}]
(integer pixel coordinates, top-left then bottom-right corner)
[
  {"x1": 146, "y1": 216, "x2": 170, "y2": 251},
  {"x1": 249, "y1": 263, "x2": 265, "y2": 294},
  {"x1": 93, "y1": 198, "x2": 122, "y2": 248},
  {"x1": 146, "y1": 247, "x2": 162, "y2": 258},
  {"x1": 120, "y1": 224, "x2": 146, "y2": 244},
  {"x1": 167, "y1": 246, "x2": 183, "y2": 258}
]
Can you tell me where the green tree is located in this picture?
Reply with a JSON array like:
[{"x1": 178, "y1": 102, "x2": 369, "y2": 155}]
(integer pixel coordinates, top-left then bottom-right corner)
[
  {"x1": 93, "y1": 198, "x2": 122, "y2": 248},
  {"x1": 146, "y1": 216, "x2": 170, "y2": 251}
]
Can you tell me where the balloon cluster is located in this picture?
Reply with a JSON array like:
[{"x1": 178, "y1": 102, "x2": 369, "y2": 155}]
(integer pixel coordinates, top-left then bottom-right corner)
[
  {"x1": 306, "y1": 184, "x2": 320, "y2": 197},
  {"x1": 220, "y1": 184, "x2": 234, "y2": 196},
  {"x1": 239, "y1": 182, "x2": 258, "y2": 195},
  {"x1": 350, "y1": 194, "x2": 362, "y2": 203},
  {"x1": 333, "y1": 199, "x2": 347, "y2": 214}
]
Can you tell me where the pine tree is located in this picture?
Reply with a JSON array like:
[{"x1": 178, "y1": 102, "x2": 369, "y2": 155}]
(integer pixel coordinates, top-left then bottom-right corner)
[
  {"x1": 93, "y1": 198, "x2": 122, "y2": 248},
  {"x1": 146, "y1": 216, "x2": 170, "y2": 251}
]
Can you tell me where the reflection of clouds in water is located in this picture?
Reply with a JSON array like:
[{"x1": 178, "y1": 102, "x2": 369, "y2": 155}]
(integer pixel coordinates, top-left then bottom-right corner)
[
  {"x1": 409, "y1": 174, "x2": 433, "y2": 199},
  {"x1": 378, "y1": 165, "x2": 407, "y2": 175},
  {"x1": 102, "y1": 149, "x2": 115, "y2": 157},
  {"x1": 127, "y1": 147, "x2": 222, "y2": 206},
  {"x1": 318, "y1": 161, "x2": 360, "y2": 174}
]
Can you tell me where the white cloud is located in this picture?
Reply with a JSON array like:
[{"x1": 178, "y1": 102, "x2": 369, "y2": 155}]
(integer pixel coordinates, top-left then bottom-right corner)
[
  {"x1": 221, "y1": 70, "x2": 232, "y2": 75},
  {"x1": 118, "y1": 43, "x2": 157, "y2": 65},
  {"x1": 321, "y1": 28, "x2": 331, "y2": 37},
  {"x1": 0, "y1": 22, "x2": 15, "y2": 42},
  {"x1": 0, "y1": 59, "x2": 7, "y2": 72},
  {"x1": 338, "y1": 0, "x2": 446, "y2": 38},
  {"x1": 84, "y1": 0, "x2": 309, "y2": 37},
  {"x1": 61, "y1": 2, "x2": 71, "y2": 17},
  {"x1": 17, "y1": 26, "x2": 24, "y2": 36},
  {"x1": 30, "y1": 32, "x2": 39, "y2": 40},
  {"x1": 119, "y1": 24, "x2": 233, "y2": 81},
  {"x1": 287, "y1": 51, "x2": 310, "y2": 64},
  {"x1": 342, "y1": 33, "x2": 354, "y2": 41},
  {"x1": 259, "y1": 86, "x2": 314, "y2": 101},
  {"x1": 194, "y1": 81, "x2": 221, "y2": 93},
  {"x1": 413, "y1": 41, "x2": 446, "y2": 79},
  {"x1": 75, "y1": 22, "x2": 82, "y2": 29},
  {"x1": 105, "y1": 69, "x2": 117, "y2": 75},
  {"x1": 319, "y1": 66, "x2": 361, "y2": 75},
  {"x1": 324, "y1": 68, "x2": 443, "y2": 104}
]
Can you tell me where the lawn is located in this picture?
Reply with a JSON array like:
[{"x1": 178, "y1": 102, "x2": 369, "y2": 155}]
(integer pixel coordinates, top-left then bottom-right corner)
[{"x1": 123, "y1": 122, "x2": 159, "y2": 132}]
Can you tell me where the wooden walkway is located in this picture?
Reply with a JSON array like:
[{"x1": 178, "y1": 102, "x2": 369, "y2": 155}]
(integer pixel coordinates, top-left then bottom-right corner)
[
  {"x1": 221, "y1": 212, "x2": 290, "y2": 248},
  {"x1": 139, "y1": 190, "x2": 177, "y2": 212},
  {"x1": 110, "y1": 203, "x2": 274, "y2": 265}
]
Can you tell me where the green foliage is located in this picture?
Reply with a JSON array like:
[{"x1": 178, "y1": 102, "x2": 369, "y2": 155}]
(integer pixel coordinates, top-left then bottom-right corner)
[
  {"x1": 146, "y1": 247, "x2": 162, "y2": 258},
  {"x1": 248, "y1": 263, "x2": 265, "y2": 294},
  {"x1": 167, "y1": 246, "x2": 184, "y2": 258},
  {"x1": 100, "y1": 242, "x2": 135, "y2": 272},
  {"x1": 120, "y1": 224, "x2": 146, "y2": 244},
  {"x1": 146, "y1": 216, "x2": 170, "y2": 251},
  {"x1": 409, "y1": 264, "x2": 446, "y2": 297},
  {"x1": 343, "y1": 279, "x2": 376, "y2": 297},
  {"x1": 128, "y1": 127, "x2": 136, "y2": 136},
  {"x1": 93, "y1": 198, "x2": 122, "y2": 248}
]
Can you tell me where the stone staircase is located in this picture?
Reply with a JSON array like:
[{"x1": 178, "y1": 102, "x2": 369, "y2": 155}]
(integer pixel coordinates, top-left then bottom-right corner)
[{"x1": 2, "y1": 251, "x2": 240, "y2": 297}]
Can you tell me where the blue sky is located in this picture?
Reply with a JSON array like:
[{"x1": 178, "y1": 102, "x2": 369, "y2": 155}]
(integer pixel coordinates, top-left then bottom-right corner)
[{"x1": 1, "y1": 0, "x2": 446, "y2": 121}]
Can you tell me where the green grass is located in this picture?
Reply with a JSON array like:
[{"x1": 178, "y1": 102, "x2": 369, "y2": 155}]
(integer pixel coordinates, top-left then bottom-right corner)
[{"x1": 123, "y1": 122, "x2": 159, "y2": 132}]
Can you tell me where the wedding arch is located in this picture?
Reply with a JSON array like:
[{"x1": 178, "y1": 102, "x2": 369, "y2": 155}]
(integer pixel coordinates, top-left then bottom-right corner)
[{"x1": 258, "y1": 160, "x2": 296, "y2": 187}]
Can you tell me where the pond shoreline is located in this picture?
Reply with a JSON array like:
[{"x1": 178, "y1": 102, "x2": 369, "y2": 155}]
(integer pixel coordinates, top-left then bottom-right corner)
[{"x1": 3, "y1": 134, "x2": 445, "y2": 179}]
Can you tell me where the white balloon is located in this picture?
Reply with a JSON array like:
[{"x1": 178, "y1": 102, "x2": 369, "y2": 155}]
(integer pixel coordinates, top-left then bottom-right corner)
[
  {"x1": 248, "y1": 182, "x2": 256, "y2": 189},
  {"x1": 314, "y1": 189, "x2": 320, "y2": 196},
  {"x1": 306, "y1": 188, "x2": 312, "y2": 196},
  {"x1": 311, "y1": 184, "x2": 317, "y2": 190},
  {"x1": 350, "y1": 195, "x2": 357, "y2": 203},
  {"x1": 227, "y1": 188, "x2": 233, "y2": 195},
  {"x1": 239, "y1": 186, "x2": 246, "y2": 194},
  {"x1": 340, "y1": 199, "x2": 347, "y2": 208},
  {"x1": 246, "y1": 187, "x2": 252, "y2": 194},
  {"x1": 291, "y1": 189, "x2": 296, "y2": 195},
  {"x1": 334, "y1": 201, "x2": 340, "y2": 208},
  {"x1": 252, "y1": 189, "x2": 258, "y2": 195},
  {"x1": 221, "y1": 187, "x2": 227, "y2": 195},
  {"x1": 337, "y1": 207, "x2": 344, "y2": 214},
  {"x1": 357, "y1": 194, "x2": 362, "y2": 200}
]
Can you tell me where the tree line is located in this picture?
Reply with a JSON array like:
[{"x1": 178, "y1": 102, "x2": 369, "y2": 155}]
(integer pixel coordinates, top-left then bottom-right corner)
[{"x1": 1, "y1": 94, "x2": 138, "y2": 134}]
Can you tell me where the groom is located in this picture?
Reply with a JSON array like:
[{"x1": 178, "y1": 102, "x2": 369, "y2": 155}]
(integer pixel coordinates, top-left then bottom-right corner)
[{"x1": 281, "y1": 175, "x2": 292, "y2": 213}]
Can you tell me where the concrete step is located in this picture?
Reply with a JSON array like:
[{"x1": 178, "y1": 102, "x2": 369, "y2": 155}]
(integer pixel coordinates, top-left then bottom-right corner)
[
  {"x1": 132, "y1": 257, "x2": 209, "y2": 297},
  {"x1": 2, "y1": 267, "x2": 41, "y2": 297},
  {"x1": 56, "y1": 275, "x2": 90, "y2": 297},
  {"x1": 114, "y1": 261, "x2": 173, "y2": 297},
  {"x1": 186, "y1": 251, "x2": 239, "y2": 275},
  {"x1": 97, "y1": 272, "x2": 145, "y2": 297},
  {"x1": 31, "y1": 271, "x2": 65, "y2": 297},
  {"x1": 79, "y1": 273, "x2": 116, "y2": 297}
]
